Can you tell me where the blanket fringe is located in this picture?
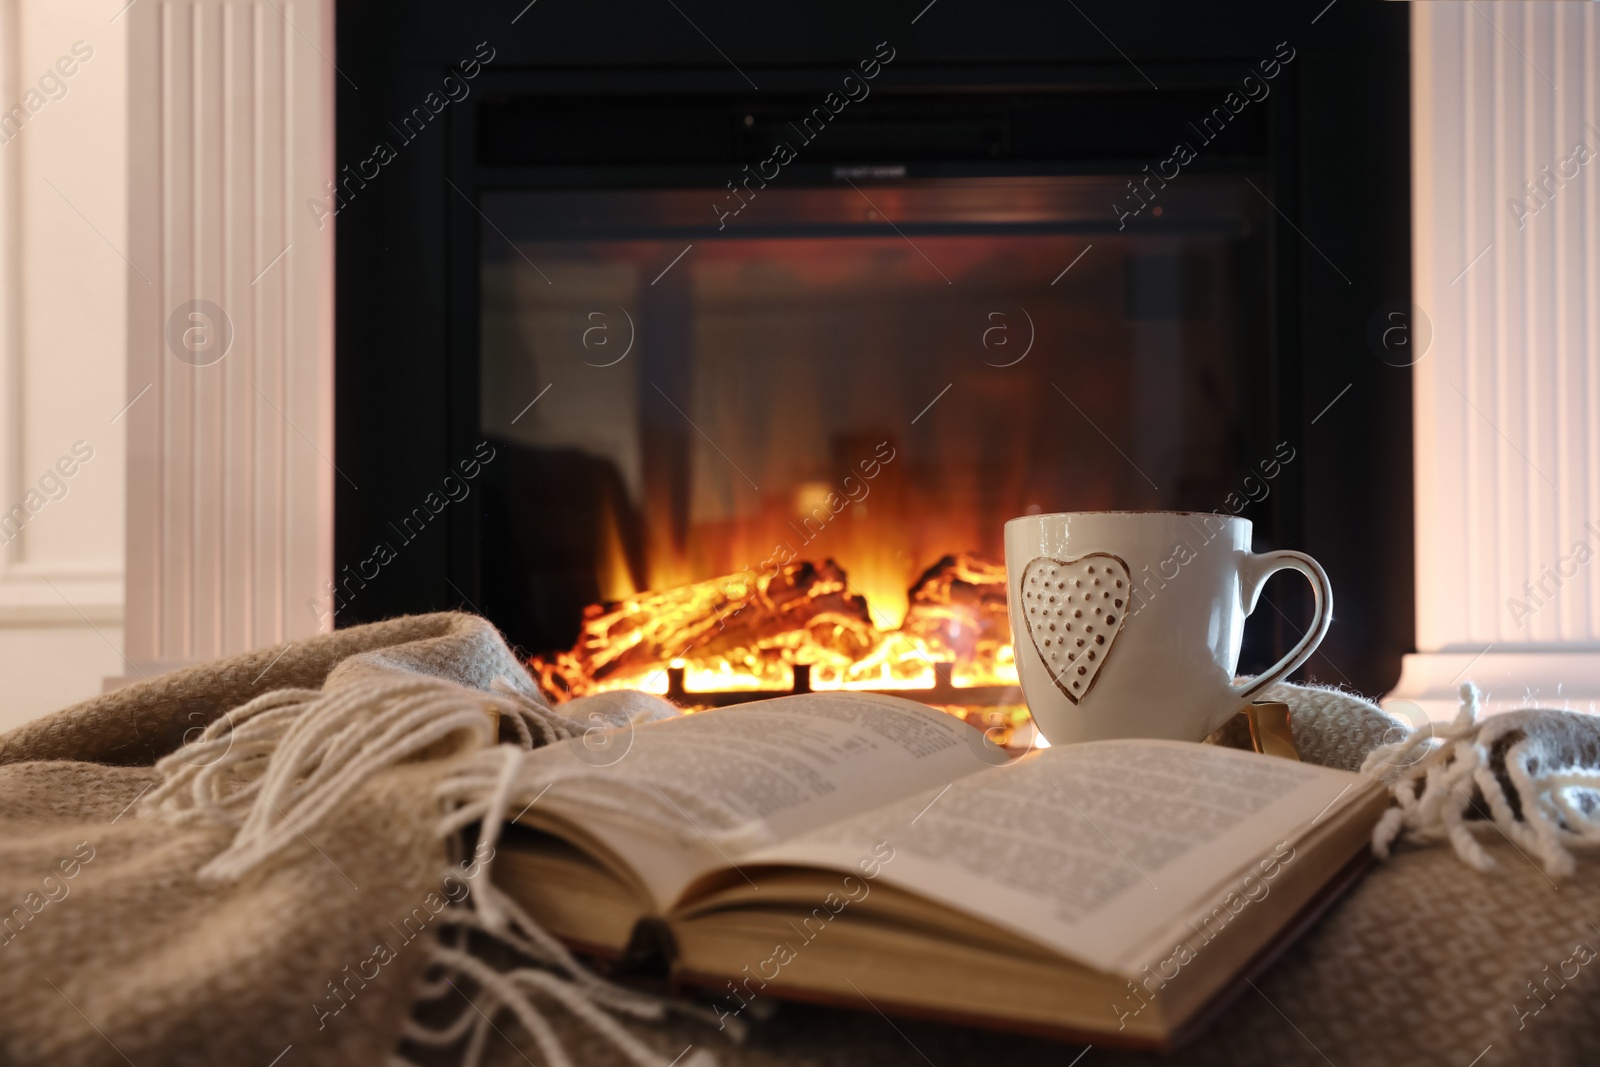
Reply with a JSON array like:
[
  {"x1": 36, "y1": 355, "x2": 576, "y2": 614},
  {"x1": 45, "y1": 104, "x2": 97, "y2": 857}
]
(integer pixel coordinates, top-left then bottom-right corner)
[
  {"x1": 1362, "y1": 683, "x2": 1600, "y2": 879},
  {"x1": 145, "y1": 674, "x2": 733, "y2": 1066}
]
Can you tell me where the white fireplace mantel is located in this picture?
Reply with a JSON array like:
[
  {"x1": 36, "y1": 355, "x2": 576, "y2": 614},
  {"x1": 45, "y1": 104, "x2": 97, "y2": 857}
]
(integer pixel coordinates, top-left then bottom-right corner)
[
  {"x1": 1391, "y1": 2, "x2": 1600, "y2": 720},
  {"x1": 121, "y1": 0, "x2": 335, "y2": 676}
]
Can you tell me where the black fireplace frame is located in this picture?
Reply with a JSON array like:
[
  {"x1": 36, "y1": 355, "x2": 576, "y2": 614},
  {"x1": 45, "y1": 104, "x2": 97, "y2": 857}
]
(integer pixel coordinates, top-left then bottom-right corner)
[{"x1": 334, "y1": 0, "x2": 1413, "y2": 697}]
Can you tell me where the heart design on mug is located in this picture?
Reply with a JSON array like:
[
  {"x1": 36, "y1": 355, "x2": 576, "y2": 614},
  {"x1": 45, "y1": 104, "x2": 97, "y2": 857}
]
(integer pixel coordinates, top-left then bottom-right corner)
[{"x1": 1019, "y1": 553, "x2": 1132, "y2": 703}]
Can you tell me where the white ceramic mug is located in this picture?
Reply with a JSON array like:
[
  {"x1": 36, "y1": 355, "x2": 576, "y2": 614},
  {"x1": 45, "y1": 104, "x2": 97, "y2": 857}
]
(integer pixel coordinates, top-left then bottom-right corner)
[{"x1": 1004, "y1": 511, "x2": 1332, "y2": 744}]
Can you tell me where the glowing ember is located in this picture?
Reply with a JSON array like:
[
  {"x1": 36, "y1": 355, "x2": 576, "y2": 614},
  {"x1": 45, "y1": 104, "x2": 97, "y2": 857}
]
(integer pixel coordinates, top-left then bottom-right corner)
[
  {"x1": 900, "y1": 554, "x2": 1017, "y2": 689},
  {"x1": 530, "y1": 552, "x2": 1021, "y2": 702}
]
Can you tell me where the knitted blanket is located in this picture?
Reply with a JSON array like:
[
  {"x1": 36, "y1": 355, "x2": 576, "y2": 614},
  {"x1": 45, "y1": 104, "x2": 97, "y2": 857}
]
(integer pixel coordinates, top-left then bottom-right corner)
[
  {"x1": 1, "y1": 613, "x2": 1596, "y2": 1066},
  {"x1": 0, "y1": 614, "x2": 699, "y2": 1067}
]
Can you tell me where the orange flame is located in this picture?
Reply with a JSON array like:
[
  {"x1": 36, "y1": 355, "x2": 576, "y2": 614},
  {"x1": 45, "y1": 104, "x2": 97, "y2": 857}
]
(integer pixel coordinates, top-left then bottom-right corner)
[{"x1": 531, "y1": 553, "x2": 1019, "y2": 701}]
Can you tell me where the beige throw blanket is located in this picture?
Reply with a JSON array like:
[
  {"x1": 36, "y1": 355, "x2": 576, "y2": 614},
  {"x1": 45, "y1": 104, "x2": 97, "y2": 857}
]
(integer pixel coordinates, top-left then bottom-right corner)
[
  {"x1": 0, "y1": 614, "x2": 705, "y2": 1067},
  {"x1": 2, "y1": 613, "x2": 1597, "y2": 1067}
]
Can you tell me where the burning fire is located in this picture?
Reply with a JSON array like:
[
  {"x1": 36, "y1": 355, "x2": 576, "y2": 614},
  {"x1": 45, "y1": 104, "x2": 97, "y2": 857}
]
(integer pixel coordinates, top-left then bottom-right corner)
[{"x1": 531, "y1": 552, "x2": 1019, "y2": 701}]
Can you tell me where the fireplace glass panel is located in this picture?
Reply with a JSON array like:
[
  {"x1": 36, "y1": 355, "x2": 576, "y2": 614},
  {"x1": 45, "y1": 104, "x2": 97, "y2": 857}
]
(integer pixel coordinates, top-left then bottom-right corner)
[{"x1": 477, "y1": 178, "x2": 1269, "y2": 704}]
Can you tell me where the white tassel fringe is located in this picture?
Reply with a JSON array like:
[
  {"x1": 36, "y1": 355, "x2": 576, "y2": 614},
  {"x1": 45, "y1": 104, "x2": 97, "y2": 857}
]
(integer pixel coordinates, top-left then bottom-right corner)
[
  {"x1": 1362, "y1": 682, "x2": 1600, "y2": 879},
  {"x1": 145, "y1": 674, "x2": 733, "y2": 1066}
]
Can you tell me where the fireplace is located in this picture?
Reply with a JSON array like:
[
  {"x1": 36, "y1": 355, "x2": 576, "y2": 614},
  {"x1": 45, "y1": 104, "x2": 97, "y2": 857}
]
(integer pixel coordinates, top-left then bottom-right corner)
[{"x1": 333, "y1": 2, "x2": 1413, "y2": 711}]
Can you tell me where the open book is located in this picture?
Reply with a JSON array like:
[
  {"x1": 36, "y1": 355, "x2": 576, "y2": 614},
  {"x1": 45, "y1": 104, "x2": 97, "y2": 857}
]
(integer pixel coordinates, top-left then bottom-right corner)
[{"x1": 494, "y1": 692, "x2": 1389, "y2": 1047}]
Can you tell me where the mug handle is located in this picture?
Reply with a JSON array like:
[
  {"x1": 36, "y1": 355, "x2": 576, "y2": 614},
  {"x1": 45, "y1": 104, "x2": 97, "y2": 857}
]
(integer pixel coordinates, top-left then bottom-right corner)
[{"x1": 1228, "y1": 549, "x2": 1334, "y2": 704}]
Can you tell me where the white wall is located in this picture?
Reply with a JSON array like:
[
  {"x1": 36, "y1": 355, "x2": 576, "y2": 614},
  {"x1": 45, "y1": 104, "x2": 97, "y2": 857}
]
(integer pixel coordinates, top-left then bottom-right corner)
[{"x1": 0, "y1": 0, "x2": 128, "y2": 731}]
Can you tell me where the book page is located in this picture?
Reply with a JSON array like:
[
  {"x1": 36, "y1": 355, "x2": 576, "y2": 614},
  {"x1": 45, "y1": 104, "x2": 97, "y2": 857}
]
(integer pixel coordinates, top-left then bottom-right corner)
[
  {"x1": 517, "y1": 693, "x2": 995, "y2": 911},
  {"x1": 744, "y1": 739, "x2": 1372, "y2": 975}
]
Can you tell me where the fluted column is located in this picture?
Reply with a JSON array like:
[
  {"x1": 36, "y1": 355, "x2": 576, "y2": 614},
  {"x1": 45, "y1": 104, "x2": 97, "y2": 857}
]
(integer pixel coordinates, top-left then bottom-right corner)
[
  {"x1": 1393, "y1": 2, "x2": 1600, "y2": 717},
  {"x1": 122, "y1": 0, "x2": 334, "y2": 673}
]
